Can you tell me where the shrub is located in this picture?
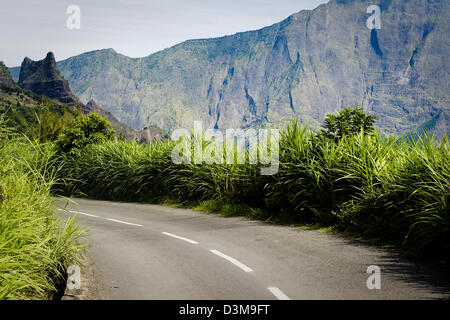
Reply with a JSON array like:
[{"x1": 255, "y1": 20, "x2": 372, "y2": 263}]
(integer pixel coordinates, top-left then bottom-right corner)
[
  {"x1": 56, "y1": 113, "x2": 115, "y2": 156},
  {"x1": 320, "y1": 106, "x2": 377, "y2": 142}
]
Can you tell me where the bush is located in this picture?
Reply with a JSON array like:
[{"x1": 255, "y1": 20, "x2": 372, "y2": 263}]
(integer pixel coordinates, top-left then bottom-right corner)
[
  {"x1": 32, "y1": 108, "x2": 74, "y2": 143},
  {"x1": 56, "y1": 113, "x2": 115, "y2": 156},
  {"x1": 320, "y1": 106, "x2": 377, "y2": 142}
]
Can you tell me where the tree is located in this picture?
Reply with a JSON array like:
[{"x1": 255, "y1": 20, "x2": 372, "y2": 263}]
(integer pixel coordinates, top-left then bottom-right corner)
[
  {"x1": 320, "y1": 106, "x2": 377, "y2": 142},
  {"x1": 56, "y1": 113, "x2": 115, "y2": 155}
]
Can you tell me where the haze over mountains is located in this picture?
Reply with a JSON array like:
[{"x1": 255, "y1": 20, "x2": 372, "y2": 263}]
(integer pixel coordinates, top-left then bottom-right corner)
[{"x1": 10, "y1": 0, "x2": 449, "y2": 135}]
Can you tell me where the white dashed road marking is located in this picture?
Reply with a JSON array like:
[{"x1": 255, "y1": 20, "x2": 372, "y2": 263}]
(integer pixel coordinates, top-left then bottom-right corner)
[
  {"x1": 106, "y1": 218, "x2": 143, "y2": 227},
  {"x1": 68, "y1": 210, "x2": 99, "y2": 218},
  {"x1": 267, "y1": 287, "x2": 291, "y2": 300},
  {"x1": 63, "y1": 209, "x2": 142, "y2": 227},
  {"x1": 209, "y1": 249, "x2": 253, "y2": 273},
  {"x1": 162, "y1": 232, "x2": 199, "y2": 244},
  {"x1": 62, "y1": 207, "x2": 293, "y2": 299}
]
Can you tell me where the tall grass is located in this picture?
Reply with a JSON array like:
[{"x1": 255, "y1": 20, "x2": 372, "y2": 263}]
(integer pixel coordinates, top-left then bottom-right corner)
[
  {"x1": 54, "y1": 122, "x2": 450, "y2": 261},
  {"x1": 0, "y1": 129, "x2": 83, "y2": 299}
]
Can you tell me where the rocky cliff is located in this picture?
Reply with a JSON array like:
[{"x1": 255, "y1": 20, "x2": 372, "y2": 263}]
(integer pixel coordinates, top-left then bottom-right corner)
[{"x1": 18, "y1": 52, "x2": 77, "y2": 104}]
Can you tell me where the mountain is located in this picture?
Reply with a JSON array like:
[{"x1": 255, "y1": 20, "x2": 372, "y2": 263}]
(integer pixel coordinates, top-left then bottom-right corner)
[
  {"x1": 10, "y1": 0, "x2": 450, "y2": 135},
  {"x1": 18, "y1": 52, "x2": 77, "y2": 104}
]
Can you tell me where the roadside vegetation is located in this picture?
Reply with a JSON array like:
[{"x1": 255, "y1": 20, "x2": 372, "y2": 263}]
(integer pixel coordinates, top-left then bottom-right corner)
[
  {"x1": 0, "y1": 118, "x2": 83, "y2": 300},
  {"x1": 1, "y1": 104, "x2": 448, "y2": 300},
  {"x1": 52, "y1": 107, "x2": 450, "y2": 263}
]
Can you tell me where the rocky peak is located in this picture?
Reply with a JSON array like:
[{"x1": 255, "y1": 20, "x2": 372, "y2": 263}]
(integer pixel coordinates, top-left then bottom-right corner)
[{"x1": 18, "y1": 52, "x2": 76, "y2": 104}]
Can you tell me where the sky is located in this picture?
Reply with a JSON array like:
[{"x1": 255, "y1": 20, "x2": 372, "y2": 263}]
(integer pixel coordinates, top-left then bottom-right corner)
[{"x1": 0, "y1": 0, "x2": 328, "y2": 67}]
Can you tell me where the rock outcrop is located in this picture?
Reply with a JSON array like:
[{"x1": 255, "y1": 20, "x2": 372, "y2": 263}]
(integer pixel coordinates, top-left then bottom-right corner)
[{"x1": 18, "y1": 52, "x2": 77, "y2": 104}]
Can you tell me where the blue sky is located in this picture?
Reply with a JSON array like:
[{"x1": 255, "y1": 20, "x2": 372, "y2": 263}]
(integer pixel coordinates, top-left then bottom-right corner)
[{"x1": 1, "y1": 0, "x2": 328, "y2": 67}]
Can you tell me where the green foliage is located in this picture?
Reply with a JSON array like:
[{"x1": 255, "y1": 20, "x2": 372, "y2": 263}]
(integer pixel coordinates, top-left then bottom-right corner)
[
  {"x1": 0, "y1": 116, "x2": 13, "y2": 141},
  {"x1": 31, "y1": 107, "x2": 74, "y2": 143},
  {"x1": 0, "y1": 133, "x2": 83, "y2": 299},
  {"x1": 0, "y1": 88, "x2": 80, "y2": 142},
  {"x1": 320, "y1": 106, "x2": 377, "y2": 142},
  {"x1": 56, "y1": 113, "x2": 115, "y2": 156},
  {"x1": 54, "y1": 121, "x2": 450, "y2": 261}
]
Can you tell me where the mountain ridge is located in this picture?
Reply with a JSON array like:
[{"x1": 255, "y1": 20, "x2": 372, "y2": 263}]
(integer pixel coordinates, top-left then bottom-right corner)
[{"x1": 9, "y1": 0, "x2": 449, "y2": 135}]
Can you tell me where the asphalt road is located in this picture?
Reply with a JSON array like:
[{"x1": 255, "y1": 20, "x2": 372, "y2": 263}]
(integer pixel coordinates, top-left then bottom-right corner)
[{"x1": 56, "y1": 198, "x2": 450, "y2": 300}]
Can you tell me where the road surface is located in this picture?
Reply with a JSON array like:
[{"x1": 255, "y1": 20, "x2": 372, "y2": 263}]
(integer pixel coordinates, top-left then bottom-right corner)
[{"x1": 56, "y1": 198, "x2": 450, "y2": 300}]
